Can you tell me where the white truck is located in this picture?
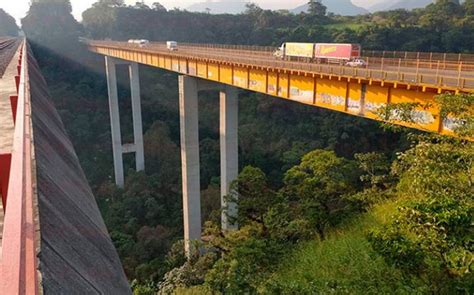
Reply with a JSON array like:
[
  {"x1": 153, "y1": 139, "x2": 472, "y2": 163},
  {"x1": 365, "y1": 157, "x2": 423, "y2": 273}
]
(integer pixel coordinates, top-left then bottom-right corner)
[
  {"x1": 167, "y1": 41, "x2": 178, "y2": 51},
  {"x1": 128, "y1": 39, "x2": 150, "y2": 47}
]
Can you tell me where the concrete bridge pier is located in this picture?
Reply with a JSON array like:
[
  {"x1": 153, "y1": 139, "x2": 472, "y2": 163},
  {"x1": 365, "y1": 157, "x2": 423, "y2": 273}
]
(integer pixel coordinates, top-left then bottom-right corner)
[
  {"x1": 179, "y1": 76, "x2": 239, "y2": 255},
  {"x1": 178, "y1": 75, "x2": 202, "y2": 255},
  {"x1": 220, "y1": 86, "x2": 238, "y2": 231},
  {"x1": 105, "y1": 57, "x2": 145, "y2": 188}
]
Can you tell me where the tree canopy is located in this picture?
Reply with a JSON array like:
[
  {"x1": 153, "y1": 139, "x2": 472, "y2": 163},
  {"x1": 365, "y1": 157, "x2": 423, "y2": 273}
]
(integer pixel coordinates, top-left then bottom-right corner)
[{"x1": 0, "y1": 9, "x2": 19, "y2": 36}]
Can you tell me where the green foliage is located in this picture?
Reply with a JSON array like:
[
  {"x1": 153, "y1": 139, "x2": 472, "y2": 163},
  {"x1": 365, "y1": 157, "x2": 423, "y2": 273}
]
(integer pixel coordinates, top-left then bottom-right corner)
[
  {"x1": 349, "y1": 152, "x2": 395, "y2": 209},
  {"x1": 0, "y1": 9, "x2": 19, "y2": 36},
  {"x1": 369, "y1": 138, "x2": 474, "y2": 293},
  {"x1": 227, "y1": 166, "x2": 276, "y2": 226},
  {"x1": 22, "y1": 0, "x2": 82, "y2": 54},
  {"x1": 175, "y1": 149, "x2": 378, "y2": 293},
  {"x1": 96, "y1": 171, "x2": 182, "y2": 281},
  {"x1": 307, "y1": 0, "x2": 327, "y2": 17},
  {"x1": 203, "y1": 223, "x2": 286, "y2": 294},
  {"x1": 131, "y1": 280, "x2": 158, "y2": 295},
  {"x1": 26, "y1": 0, "x2": 474, "y2": 292},
  {"x1": 283, "y1": 150, "x2": 361, "y2": 238},
  {"x1": 436, "y1": 93, "x2": 474, "y2": 138},
  {"x1": 262, "y1": 201, "x2": 427, "y2": 294},
  {"x1": 159, "y1": 242, "x2": 218, "y2": 294}
]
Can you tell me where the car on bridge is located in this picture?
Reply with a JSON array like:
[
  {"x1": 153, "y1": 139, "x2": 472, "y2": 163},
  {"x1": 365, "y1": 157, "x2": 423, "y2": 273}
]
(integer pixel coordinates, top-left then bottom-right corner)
[{"x1": 345, "y1": 58, "x2": 367, "y2": 67}]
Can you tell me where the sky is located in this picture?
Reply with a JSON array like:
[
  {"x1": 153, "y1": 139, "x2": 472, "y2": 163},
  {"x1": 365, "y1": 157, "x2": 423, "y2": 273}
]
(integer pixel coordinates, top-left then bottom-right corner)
[{"x1": 0, "y1": 0, "x2": 381, "y2": 25}]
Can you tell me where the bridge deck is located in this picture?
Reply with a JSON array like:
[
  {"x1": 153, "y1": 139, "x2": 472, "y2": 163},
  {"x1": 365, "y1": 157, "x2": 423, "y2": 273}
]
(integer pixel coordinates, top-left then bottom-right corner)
[
  {"x1": 90, "y1": 41, "x2": 474, "y2": 136},
  {"x1": 0, "y1": 40, "x2": 19, "y2": 153},
  {"x1": 90, "y1": 41, "x2": 474, "y2": 91},
  {"x1": 0, "y1": 39, "x2": 20, "y2": 256}
]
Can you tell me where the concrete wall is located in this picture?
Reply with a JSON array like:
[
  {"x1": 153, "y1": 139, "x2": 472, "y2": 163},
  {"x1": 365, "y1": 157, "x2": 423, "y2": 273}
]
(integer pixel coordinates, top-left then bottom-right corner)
[{"x1": 28, "y1": 49, "x2": 131, "y2": 294}]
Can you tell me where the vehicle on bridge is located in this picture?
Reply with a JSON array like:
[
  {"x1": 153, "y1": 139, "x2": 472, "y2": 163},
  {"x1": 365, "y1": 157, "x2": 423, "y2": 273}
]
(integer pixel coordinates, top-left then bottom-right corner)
[
  {"x1": 128, "y1": 39, "x2": 150, "y2": 47},
  {"x1": 167, "y1": 41, "x2": 178, "y2": 51},
  {"x1": 345, "y1": 58, "x2": 367, "y2": 67},
  {"x1": 274, "y1": 42, "x2": 364, "y2": 66}
]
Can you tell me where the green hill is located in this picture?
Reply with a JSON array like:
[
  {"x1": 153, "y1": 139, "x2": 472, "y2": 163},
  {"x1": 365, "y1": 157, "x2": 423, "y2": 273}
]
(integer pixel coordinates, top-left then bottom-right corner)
[{"x1": 260, "y1": 200, "x2": 425, "y2": 294}]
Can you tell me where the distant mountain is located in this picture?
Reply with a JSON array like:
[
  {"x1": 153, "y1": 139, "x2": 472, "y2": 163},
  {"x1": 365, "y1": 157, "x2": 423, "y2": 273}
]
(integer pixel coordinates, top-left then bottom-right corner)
[
  {"x1": 187, "y1": 0, "x2": 248, "y2": 14},
  {"x1": 187, "y1": 0, "x2": 369, "y2": 16},
  {"x1": 292, "y1": 0, "x2": 369, "y2": 16},
  {"x1": 369, "y1": 0, "x2": 433, "y2": 12}
]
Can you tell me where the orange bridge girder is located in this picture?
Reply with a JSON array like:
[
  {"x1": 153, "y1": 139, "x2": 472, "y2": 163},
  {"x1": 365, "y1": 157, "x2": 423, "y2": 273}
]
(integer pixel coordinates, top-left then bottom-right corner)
[{"x1": 88, "y1": 41, "x2": 474, "y2": 137}]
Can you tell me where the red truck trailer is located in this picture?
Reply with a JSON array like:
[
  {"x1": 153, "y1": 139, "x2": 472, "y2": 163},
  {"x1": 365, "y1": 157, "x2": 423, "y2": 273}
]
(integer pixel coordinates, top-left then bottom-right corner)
[
  {"x1": 314, "y1": 43, "x2": 361, "y2": 62},
  {"x1": 274, "y1": 43, "x2": 363, "y2": 66}
]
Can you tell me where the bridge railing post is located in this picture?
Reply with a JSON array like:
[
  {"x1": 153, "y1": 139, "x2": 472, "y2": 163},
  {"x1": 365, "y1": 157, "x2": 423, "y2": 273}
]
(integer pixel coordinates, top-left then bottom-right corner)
[
  {"x1": 0, "y1": 153, "x2": 12, "y2": 211},
  {"x1": 457, "y1": 62, "x2": 463, "y2": 88}
]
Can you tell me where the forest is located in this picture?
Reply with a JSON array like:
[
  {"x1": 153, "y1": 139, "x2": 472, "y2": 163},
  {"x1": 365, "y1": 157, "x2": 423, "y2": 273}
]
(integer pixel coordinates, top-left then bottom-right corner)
[{"x1": 2, "y1": 0, "x2": 473, "y2": 293}]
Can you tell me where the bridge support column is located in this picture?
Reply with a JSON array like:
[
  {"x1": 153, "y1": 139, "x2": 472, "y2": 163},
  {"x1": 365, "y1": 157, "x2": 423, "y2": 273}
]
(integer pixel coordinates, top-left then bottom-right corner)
[
  {"x1": 105, "y1": 56, "x2": 124, "y2": 187},
  {"x1": 129, "y1": 62, "x2": 145, "y2": 172},
  {"x1": 179, "y1": 75, "x2": 202, "y2": 256},
  {"x1": 105, "y1": 57, "x2": 145, "y2": 188},
  {"x1": 220, "y1": 86, "x2": 238, "y2": 230}
]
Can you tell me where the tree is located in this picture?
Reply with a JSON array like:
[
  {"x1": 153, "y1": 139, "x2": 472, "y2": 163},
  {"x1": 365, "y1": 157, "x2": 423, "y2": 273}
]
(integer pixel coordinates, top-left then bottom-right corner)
[
  {"x1": 152, "y1": 2, "x2": 166, "y2": 11},
  {"x1": 22, "y1": 0, "x2": 82, "y2": 54},
  {"x1": 283, "y1": 150, "x2": 359, "y2": 238},
  {"x1": 134, "y1": 2, "x2": 151, "y2": 10},
  {"x1": 420, "y1": 0, "x2": 462, "y2": 31},
  {"x1": 244, "y1": 3, "x2": 263, "y2": 15},
  {"x1": 369, "y1": 94, "x2": 474, "y2": 293},
  {"x1": 227, "y1": 166, "x2": 275, "y2": 226},
  {"x1": 0, "y1": 9, "x2": 19, "y2": 36},
  {"x1": 307, "y1": 0, "x2": 327, "y2": 17},
  {"x1": 369, "y1": 139, "x2": 473, "y2": 293},
  {"x1": 95, "y1": 0, "x2": 124, "y2": 7},
  {"x1": 465, "y1": 0, "x2": 474, "y2": 15}
]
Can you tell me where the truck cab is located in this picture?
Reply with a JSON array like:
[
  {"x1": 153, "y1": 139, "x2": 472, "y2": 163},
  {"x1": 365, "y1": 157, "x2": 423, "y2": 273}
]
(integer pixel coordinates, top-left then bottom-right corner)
[
  {"x1": 167, "y1": 41, "x2": 178, "y2": 51},
  {"x1": 273, "y1": 43, "x2": 286, "y2": 59}
]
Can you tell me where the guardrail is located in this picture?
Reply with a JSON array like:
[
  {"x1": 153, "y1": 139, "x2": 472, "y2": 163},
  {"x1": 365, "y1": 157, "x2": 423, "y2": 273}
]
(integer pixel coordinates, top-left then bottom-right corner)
[
  {"x1": 96, "y1": 41, "x2": 474, "y2": 69},
  {"x1": 154, "y1": 42, "x2": 474, "y2": 64},
  {"x1": 89, "y1": 41, "x2": 474, "y2": 91},
  {"x1": 178, "y1": 42, "x2": 277, "y2": 52},
  {"x1": 1, "y1": 40, "x2": 39, "y2": 294},
  {"x1": 363, "y1": 50, "x2": 474, "y2": 63}
]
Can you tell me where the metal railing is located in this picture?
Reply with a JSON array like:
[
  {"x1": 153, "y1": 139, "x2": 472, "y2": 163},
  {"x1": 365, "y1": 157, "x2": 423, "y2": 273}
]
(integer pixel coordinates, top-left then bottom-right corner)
[
  {"x1": 176, "y1": 42, "x2": 277, "y2": 52},
  {"x1": 89, "y1": 41, "x2": 474, "y2": 91},
  {"x1": 1, "y1": 41, "x2": 39, "y2": 294},
  {"x1": 363, "y1": 50, "x2": 474, "y2": 63}
]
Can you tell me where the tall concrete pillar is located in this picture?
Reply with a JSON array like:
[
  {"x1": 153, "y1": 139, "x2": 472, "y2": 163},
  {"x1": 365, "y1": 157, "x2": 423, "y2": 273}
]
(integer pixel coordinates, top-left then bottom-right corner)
[
  {"x1": 220, "y1": 86, "x2": 239, "y2": 230},
  {"x1": 129, "y1": 62, "x2": 145, "y2": 172},
  {"x1": 105, "y1": 56, "x2": 124, "y2": 187},
  {"x1": 179, "y1": 75, "x2": 202, "y2": 256},
  {"x1": 105, "y1": 58, "x2": 145, "y2": 188}
]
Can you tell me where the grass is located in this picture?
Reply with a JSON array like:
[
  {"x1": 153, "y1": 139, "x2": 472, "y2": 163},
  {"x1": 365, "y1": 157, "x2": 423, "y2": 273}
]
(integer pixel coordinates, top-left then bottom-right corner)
[{"x1": 260, "y1": 200, "x2": 426, "y2": 294}]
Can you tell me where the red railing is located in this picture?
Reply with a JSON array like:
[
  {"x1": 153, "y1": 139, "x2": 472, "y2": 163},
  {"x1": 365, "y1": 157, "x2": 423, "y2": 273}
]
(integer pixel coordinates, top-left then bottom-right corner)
[{"x1": 0, "y1": 40, "x2": 39, "y2": 294}]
